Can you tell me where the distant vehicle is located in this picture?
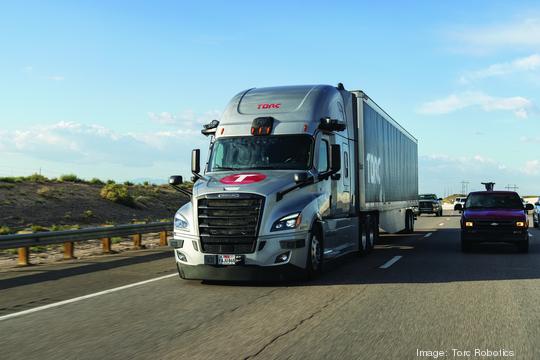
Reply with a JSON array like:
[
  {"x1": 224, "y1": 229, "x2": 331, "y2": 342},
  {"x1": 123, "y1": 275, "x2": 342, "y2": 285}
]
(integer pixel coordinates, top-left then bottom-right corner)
[
  {"x1": 455, "y1": 191, "x2": 533, "y2": 253},
  {"x1": 533, "y1": 201, "x2": 540, "y2": 228},
  {"x1": 453, "y1": 197, "x2": 466, "y2": 211},
  {"x1": 418, "y1": 194, "x2": 443, "y2": 216}
]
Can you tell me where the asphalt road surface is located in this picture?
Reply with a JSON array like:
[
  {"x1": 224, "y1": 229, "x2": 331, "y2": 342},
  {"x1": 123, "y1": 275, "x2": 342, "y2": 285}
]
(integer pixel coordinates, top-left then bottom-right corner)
[{"x1": 1, "y1": 213, "x2": 540, "y2": 359}]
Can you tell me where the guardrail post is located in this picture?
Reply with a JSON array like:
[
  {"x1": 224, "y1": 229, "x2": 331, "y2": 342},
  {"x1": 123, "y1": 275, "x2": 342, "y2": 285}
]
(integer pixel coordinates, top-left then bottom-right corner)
[
  {"x1": 132, "y1": 233, "x2": 143, "y2": 249},
  {"x1": 159, "y1": 231, "x2": 167, "y2": 246},
  {"x1": 18, "y1": 247, "x2": 30, "y2": 266},
  {"x1": 101, "y1": 237, "x2": 112, "y2": 253},
  {"x1": 63, "y1": 242, "x2": 75, "y2": 260}
]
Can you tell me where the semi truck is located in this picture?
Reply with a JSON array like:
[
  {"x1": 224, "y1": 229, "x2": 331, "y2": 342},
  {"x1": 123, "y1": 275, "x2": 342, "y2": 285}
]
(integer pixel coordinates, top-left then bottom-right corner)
[{"x1": 169, "y1": 83, "x2": 418, "y2": 281}]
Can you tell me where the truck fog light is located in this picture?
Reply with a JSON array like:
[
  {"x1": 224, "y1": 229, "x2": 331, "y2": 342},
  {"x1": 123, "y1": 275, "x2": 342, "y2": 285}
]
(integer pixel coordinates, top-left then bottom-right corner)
[
  {"x1": 275, "y1": 251, "x2": 290, "y2": 264},
  {"x1": 176, "y1": 250, "x2": 187, "y2": 262}
]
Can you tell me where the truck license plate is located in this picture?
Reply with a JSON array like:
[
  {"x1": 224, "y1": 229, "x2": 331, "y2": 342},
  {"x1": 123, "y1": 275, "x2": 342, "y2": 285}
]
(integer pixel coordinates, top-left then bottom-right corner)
[{"x1": 218, "y1": 255, "x2": 238, "y2": 265}]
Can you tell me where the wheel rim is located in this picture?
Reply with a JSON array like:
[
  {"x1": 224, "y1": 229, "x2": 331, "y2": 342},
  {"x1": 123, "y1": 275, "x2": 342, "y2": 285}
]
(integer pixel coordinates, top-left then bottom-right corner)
[
  {"x1": 361, "y1": 230, "x2": 367, "y2": 250},
  {"x1": 311, "y1": 235, "x2": 321, "y2": 270},
  {"x1": 368, "y1": 227, "x2": 374, "y2": 247}
]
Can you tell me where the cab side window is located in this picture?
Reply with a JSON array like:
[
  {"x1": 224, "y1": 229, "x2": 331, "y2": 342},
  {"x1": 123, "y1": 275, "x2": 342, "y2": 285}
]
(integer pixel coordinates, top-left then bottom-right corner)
[{"x1": 317, "y1": 140, "x2": 329, "y2": 172}]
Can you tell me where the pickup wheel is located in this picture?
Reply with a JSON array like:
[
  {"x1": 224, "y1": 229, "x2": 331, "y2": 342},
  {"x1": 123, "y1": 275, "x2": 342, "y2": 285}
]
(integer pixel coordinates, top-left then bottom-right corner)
[
  {"x1": 518, "y1": 239, "x2": 529, "y2": 253},
  {"x1": 461, "y1": 239, "x2": 472, "y2": 253},
  {"x1": 534, "y1": 216, "x2": 539, "y2": 228},
  {"x1": 306, "y1": 229, "x2": 323, "y2": 279}
]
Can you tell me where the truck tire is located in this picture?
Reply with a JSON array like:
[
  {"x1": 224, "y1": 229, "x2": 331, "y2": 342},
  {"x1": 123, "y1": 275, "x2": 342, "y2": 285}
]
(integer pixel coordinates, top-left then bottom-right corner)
[
  {"x1": 404, "y1": 211, "x2": 414, "y2": 233},
  {"x1": 358, "y1": 223, "x2": 368, "y2": 255},
  {"x1": 306, "y1": 228, "x2": 323, "y2": 279},
  {"x1": 365, "y1": 215, "x2": 374, "y2": 254},
  {"x1": 534, "y1": 216, "x2": 539, "y2": 228}
]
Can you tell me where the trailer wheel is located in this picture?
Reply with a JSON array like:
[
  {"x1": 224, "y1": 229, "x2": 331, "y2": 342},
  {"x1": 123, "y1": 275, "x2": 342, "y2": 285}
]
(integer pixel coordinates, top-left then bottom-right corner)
[
  {"x1": 404, "y1": 211, "x2": 414, "y2": 233},
  {"x1": 358, "y1": 218, "x2": 369, "y2": 255},
  {"x1": 366, "y1": 215, "x2": 376, "y2": 253},
  {"x1": 306, "y1": 228, "x2": 323, "y2": 279}
]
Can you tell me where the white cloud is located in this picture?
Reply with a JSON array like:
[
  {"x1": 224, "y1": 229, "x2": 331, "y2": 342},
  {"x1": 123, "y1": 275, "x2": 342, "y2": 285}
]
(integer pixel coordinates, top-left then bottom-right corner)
[
  {"x1": 418, "y1": 91, "x2": 533, "y2": 118},
  {"x1": 450, "y1": 17, "x2": 540, "y2": 53},
  {"x1": 22, "y1": 66, "x2": 33, "y2": 74},
  {"x1": 523, "y1": 160, "x2": 540, "y2": 175},
  {"x1": 148, "y1": 109, "x2": 220, "y2": 126},
  {"x1": 459, "y1": 54, "x2": 540, "y2": 83},
  {"x1": 0, "y1": 121, "x2": 208, "y2": 167}
]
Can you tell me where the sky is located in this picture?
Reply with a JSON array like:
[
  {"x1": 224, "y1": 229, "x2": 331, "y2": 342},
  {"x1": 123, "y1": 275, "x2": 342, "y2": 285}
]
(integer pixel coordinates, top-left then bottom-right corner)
[{"x1": 1, "y1": 1, "x2": 540, "y2": 195}]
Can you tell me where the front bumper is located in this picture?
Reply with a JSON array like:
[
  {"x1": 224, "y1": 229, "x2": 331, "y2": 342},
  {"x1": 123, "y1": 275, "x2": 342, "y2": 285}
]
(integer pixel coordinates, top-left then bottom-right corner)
[
  {"x1": 177, "y1": 262, "x2": 305, "y2": 281},
  {"x1": 461, "y1": 230, "x2": 528, "y2": 243}
]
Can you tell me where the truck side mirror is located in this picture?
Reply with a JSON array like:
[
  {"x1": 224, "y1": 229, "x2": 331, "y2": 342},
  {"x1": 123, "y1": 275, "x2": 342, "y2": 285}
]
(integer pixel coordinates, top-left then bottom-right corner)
[
  {"x1": 438, "y1": 198, "x2": 443, "y2": 201},
  {"x1": 191, "y1": 149, "x2": 201, "y2": 174},
  {"x1": 294, "y1": 172, "x2": 308, "y2": 183},
  {"x1": 525, "y1": 203, "x2": 534, "y2": 211},
  {"x1": 169, "y1": 175, "x2": 183, "y2": 186},
  {"x1": 329, "y1": 144, "x2": 341, "y2": 173},
  {"x1": 454, "y1": 204, "x2": 463, "y2": 211}
]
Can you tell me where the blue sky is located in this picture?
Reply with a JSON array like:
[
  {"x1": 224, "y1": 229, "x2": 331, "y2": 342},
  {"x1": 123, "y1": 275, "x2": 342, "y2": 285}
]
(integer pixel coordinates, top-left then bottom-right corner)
[{"x1": 2, "y1": 1, "x2": 540, "y2": 194}]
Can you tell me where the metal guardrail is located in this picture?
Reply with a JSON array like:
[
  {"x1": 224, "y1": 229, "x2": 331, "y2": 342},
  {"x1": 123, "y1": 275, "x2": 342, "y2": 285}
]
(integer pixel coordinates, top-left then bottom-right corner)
[{"x1": 0, "y1": 221, "x2": 173, "y2": 266}]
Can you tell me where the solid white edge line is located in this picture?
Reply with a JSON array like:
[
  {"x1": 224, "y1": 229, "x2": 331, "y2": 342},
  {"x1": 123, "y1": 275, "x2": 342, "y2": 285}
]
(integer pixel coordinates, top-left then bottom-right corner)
[
  {"x1": 424, "y1": 232, "x2": 432, "y2": 238},
  {"x1": 379, "y1": 256, "x2": 402, "y2": 269},
  {"x1": 0, "y1": 273, "x2": 177, "y2": 322}
]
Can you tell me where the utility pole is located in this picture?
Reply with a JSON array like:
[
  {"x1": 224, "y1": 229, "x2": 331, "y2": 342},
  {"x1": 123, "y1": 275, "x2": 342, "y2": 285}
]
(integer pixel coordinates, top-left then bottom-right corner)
[
  {"x1": 461, "y1": 181, "x2": 469, "y2": 195},
  {"x1": 505, "y1": 184, "x2": 518, "y2": 191}
]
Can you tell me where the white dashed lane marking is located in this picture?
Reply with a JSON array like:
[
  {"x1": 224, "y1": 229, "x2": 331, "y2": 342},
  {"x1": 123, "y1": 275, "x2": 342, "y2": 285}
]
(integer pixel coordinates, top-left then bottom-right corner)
[
  {"x1": 438, "y1": 223, "x2": 445, "y2": 226},
  {"x1": 424, "y1": 232, "x2": 432, "y2": 238},
  {"x1": 379, "y1": 256, "x2": 403, "y2": 269}
]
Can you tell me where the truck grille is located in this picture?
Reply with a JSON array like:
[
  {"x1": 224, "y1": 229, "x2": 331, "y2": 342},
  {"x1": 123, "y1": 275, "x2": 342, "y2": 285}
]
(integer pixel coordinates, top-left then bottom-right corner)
[
  {"x1": 419, "y1": 201, "x2": 433, "y2": 209},
  {"x1": 474, "y1": 220, "x2": 516, "y2": 232},
  {"x1": 197, "y1": 193, "x2": 264, "y2": 254}
]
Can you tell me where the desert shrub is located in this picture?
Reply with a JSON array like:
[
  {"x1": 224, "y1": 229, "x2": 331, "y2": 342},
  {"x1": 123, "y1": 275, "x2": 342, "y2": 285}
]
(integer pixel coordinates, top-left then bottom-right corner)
[
  {"x1": 143, "y1": 181, "x2": 150, "y2": 186},
  {"x1": 83, "y1": 210, "x2": 94, "y2": 218},
  {"x1": 100, "y1": 184, "x2": 135, "y2": 207},
  {"x1": 50, "y1": 224, "x2": 80, "y2": 231},
  {"x1": 123, "y1": 181, "x2": 134, "y2": 186},
  {"x1": 0, "y1": 176, "x2": 23, "y2": 183},
  {"x1": 89, "y1": 178, "x2": 105, "y2": 185},
  {"x1": 36, "y1": 186, "x2": 56, "y2": 198},
  {"x1": 31, "y1": 225, "x2": 49, "y2": 233},
  {"x1": 0, "y1": 226, "x2": 12, "y2": 235},
  {"x1": 25, "y1": 173, "x2": 49, "y2": 183},
  {"x1": 59, "y1": 174, "x2": 82, "y2": 183},
  {"x1": 0, "y1": 183, "x2": 15, "y2": 189},
  {"x1": 106, "y1": 179, "x2": 116, "y2": 185}
]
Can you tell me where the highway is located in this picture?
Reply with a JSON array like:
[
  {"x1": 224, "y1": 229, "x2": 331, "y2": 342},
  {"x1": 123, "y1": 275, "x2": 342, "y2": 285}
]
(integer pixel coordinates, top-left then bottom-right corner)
[{"x1": 1, "y1": 214, "x2": 540, "y2": 359}]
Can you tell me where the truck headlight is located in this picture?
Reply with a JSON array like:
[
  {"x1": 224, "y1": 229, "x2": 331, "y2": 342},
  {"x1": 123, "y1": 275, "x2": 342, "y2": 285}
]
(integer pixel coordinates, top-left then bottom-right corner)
[
  {"x1": 516, "y1": 221, "x2": 526, "y2": 227},
  {"x1": 465, "y1": 221, "x2": 474, "y2": 227},
  {"x1": 174, "y1": 213, "x2": 189, "y2": 231},
  {"x1": 271, "y1": 213, "x2": 302, "y2": 232}
]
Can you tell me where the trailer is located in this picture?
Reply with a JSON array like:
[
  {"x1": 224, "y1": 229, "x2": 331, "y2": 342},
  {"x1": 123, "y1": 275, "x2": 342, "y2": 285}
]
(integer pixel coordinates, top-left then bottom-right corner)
[{"x1": 169, "y1": 83, "x2": 418, "y2": 281}]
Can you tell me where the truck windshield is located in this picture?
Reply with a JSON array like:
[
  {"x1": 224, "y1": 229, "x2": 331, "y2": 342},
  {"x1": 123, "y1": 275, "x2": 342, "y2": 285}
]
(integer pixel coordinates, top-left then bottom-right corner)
[
  {"x1": 208, "y1": 135, "x2": 313, "y2": 171},
  {"x1": 465, "y1": 193, "x2": 524, "y2": 210},
  {"x1": 419, "y1": 195, "x2": 437, "y2": 200}
]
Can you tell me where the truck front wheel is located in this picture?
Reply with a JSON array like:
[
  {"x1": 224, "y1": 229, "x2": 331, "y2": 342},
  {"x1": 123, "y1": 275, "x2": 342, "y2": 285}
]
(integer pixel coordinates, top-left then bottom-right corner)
[{"x1": 306, "y1": 229, "x2": 323, "y2": 279}]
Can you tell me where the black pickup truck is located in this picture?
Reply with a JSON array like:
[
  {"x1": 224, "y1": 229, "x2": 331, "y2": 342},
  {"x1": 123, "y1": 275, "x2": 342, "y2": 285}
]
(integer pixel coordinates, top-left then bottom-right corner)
[{"x1": 418, "y1": 194, "x2": 443, "y2": 216}]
